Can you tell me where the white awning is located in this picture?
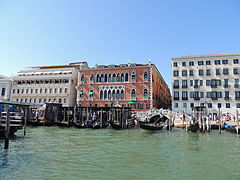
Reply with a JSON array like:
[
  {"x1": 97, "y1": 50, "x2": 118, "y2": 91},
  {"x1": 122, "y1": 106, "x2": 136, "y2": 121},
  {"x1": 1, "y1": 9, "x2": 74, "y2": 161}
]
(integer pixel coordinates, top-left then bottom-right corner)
[
  {"x1": 52, "y1": 71, "x2": 62, "y2": 74},
  {"x1": 34, "y1": 72, "x2": 43, "y2": 75},
  {"x1": 62, "y1": 71, "x2": 72, "y2": 74},
  {"x1": 43, "y1": 71, "x2": 52, "y2": 74},
  {"x1": 18, "y1": 73, "x2": 25, "y2": 76},
  {"x1": 25, "y1": 72, "x2": 34, "y2": 75}
]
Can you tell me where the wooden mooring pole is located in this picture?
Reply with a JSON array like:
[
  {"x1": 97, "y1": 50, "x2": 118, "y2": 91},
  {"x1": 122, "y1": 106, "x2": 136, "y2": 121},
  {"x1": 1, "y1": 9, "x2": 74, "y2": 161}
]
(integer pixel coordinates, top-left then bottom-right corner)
[
  {"x1": 4, "y1": 105, "x2": 10, "y2": 149},
  {"x1": 218, "y1": 108, "x2": 221, "y2": 134},
  {"x1": 236, "y1": 110, "x2": 239, "y2": 134}
]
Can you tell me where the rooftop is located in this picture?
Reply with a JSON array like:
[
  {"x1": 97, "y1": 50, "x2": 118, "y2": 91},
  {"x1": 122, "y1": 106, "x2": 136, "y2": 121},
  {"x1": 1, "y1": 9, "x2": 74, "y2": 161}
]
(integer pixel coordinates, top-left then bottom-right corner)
[{"x1": 172, "y1": 53, "x2": 240, "y2": 59}]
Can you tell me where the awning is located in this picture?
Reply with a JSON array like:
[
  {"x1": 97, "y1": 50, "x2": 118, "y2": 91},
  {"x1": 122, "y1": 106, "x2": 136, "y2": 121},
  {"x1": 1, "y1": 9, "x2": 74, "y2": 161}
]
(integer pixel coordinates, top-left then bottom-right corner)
[
  {"x1": 52, "y1": 71, "x2": 62, "y2": 74},
  {"x1": 88, "y1": 92, "x2": 94, "y2": 95},
  {"x1": 34, "y1": 72, "x2": 43, "y2": 75},
  {"x1": 43, "y1": 71, "x2": 52, "y2": 74},
  {"x1": 62, "y1": 71, "x2": 72, "y2": 74}
]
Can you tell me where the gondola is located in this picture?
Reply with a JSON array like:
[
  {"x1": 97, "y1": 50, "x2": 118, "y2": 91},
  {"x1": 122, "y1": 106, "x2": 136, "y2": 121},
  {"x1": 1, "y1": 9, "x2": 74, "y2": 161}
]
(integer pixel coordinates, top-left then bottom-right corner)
[
  {"x1": 224, "y1": 123, "x2": 240, "y2": 133},
  {"x1": 109, "y1": 119, "x2": 135, "y2": 130},
  {"x1": 139, "y1": 121, "x2": 165, "y2": 130},
  {"x1": 187, "y1": 122, "x2": 200, "y2": 132},
  {"x1": 54, "y1": 121, "x2": 73, "y2": 127},
  {"x1": 27, "y1": 120, "x2": 54, "y2": 126}
]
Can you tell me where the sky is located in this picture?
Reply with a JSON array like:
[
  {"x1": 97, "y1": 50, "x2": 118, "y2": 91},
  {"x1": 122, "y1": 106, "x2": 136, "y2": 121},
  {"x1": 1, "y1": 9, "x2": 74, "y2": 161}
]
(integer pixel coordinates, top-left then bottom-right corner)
[{"x1": 0, "y1": 0, "x2": 240, "y2": 87}]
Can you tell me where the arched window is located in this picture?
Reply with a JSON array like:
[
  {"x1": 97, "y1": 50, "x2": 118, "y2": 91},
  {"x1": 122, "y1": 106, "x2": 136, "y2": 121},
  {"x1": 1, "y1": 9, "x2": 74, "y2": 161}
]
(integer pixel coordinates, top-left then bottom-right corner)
[
  {"x1": 81, "y1": 74, "x2": 84, "y2": 82},
  {"x1": 104, "y1": 90, "x2": 107, "y2": 100},
  {"x1": 104, "y1": 74, "x2": 108, "y2": 82},
  {"x1": 112, "y1": 73, "x2": 116, "y2": 82},
  {"x1": 100, "y1": 90, "x2": 103, "y2": 100},
  {"x1": 108, "y1": 90, "x2": 111, "y2": 100},
  {"x1": 112, "y1": 90, "x2": 116, "y2": 99},
  {"x1": 144, "y1": 71, "x2": 148, "y2": 81},
  {"x1": 120, "y1": 89, "x2": 124, "y2": 100},
  {"x1": 116, "y1": 73, "x2": 120, "y2": 82},
  {"x1": 90, "y1": 74, "x2": 94, "y2": 82},
  {"x1": 125, "y1": 73, "x2": 128, "y2": 81},
  {"x1": 120, "y1": 73, "x2": 124, "y2": 82},
  {"x1": 96, "y1": 74, "x2": 100, "y2": 82},
  {"x1": 131, "y1": 72, "x2": 136, "y2": 82},
  {"x1": 131, "y1": 89, "x2": 136, "y2": 100},
  {"x1": 116, "y1": 89, "x2": 120, "y2": 99},
  {"x1": 100, "y1": 74, "x2": 104, "y2": 82},
  {"x1": 108, "y1": 74, "x2": 112, "y2": 82},
  {"x1": 89, "y1": 90, "x2": 94, "y2": 100},
  {"x1": 143, "y1": 89, "x2": 148, "y2": 99}
]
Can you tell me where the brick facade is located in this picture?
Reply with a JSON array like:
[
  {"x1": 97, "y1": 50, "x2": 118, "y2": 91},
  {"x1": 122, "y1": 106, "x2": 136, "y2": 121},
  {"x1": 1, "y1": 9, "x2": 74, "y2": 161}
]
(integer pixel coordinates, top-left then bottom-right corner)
[{"x1": 76, "y1": 63, "x2": 171, "y2": 111}]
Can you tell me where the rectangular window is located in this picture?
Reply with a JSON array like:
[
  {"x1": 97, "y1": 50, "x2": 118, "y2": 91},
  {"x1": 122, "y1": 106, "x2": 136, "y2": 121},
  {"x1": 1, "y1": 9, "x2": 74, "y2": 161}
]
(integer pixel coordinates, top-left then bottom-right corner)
[
  {"x1": 190, "y1": 103, "x2": 194, "y2": 108},
  {"x1": 216, "y1": 69, "x2": 221, "y2": 75},
  {"x1": 174, "y1": 103, "x2": 178, "y2": 108},
  {"x1": 233, "y1": 59, "x2": 239, "y2": 64},
  {"x1": 206, "y1": 80, "x2": 211, "y2": 86},
  {"x1": 1, "y1": 88, "x2": 6, "y2": 96},
  {"x1": 173, "y1": 70, "x2": 179, "y2": 76},
  {"x1": 208, "y1": 103, "x2": 212, "y2": 108},
  {"x1": 198, "y1": 61, "x2": 204, "y2": 66},
  {"x1": 222, "y1": 60, "x2": 228, "y2": 64},
  {"x1": 189, "y1": 61, "x2": 194, "y2": 66},
  {"x1": 206, "y1": 69, "x2": 211, "y2": 75},
  {"x1": 237, "y1": 103, "x2": 240, "y2": 108},
  {"x1": 189, "y1": 70, "x2": 194, "y2": 76},
  {"x1": 226, "y1": 103, "x2": 230, "y2": 108},
  {"x1": 215, "y1": 60, "x2": 221, "y2": 65},
  {"x1": 190, "y1": 80, "x2": 193, "y2": 86},
  {"x1": 183, "y1": 103, "x2": 187, "y2": 108},
  {"x1": 224, "y1": 79, "x2": 229, "y2": 86},
  {"x1": 182, "y1": 80, "x2": 187, "y2": 88},
  {"x1": 173, "y1": 62, "x2": 178, "y2": 67},
  {"x1": 182, "y1": 62, "x2": 186, "y2": 66},
  {"x1": 218, "y1": 103, "x2": 221, "y2": 108},
  {"x1": 199, "y1": 70, "x2": 204, "y2": 76},
  {"x1": 233, "y1": 68, "x2": 239, "y2": 75},
  {"x1": 182, "y1": 70, "x2": 187, "y2": 76},
  {"x1": 206, "y1": 61, "x2": 211, "y2": 65},
  {"x1": 200, "y1": 80, "x2": 203, "y2": 86},
  {"x1": 223, "y1": 68, "x2": 229, "y2": 75},
  {"x1": 225, "y1": 91, "x2": 229, "y2": 98}
]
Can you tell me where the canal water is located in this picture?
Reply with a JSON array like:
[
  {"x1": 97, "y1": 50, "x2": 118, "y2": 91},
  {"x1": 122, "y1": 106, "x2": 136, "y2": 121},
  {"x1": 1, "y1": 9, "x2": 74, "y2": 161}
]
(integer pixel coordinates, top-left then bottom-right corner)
[{"x1": 0, "y1": 127, "x2": 240, "y2": 180}]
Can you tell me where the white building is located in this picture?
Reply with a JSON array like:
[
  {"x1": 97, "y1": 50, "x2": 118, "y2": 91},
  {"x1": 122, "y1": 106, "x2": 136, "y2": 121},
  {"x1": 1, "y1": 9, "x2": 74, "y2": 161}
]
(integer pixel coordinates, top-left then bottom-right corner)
[
  {"x1": 171, "y1": 54, "x2": 240, "y2": 116},
  {"x1": 10, "y1": 62, "x2": 89, "y2": 107},
  {"x1": 0, "y1": 75, "x2": 12, "y2": 101}
]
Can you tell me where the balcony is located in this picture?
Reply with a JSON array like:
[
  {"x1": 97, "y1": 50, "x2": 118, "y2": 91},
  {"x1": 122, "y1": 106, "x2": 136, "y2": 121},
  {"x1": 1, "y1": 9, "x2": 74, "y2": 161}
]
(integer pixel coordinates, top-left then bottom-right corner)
[
  {"x1": 182, "y1": 97, "x2": 188, "y2": 100},
  {"x1": 235, "y1": 97, "x2": 240, "y2": 100},
  {"x1": 173, "y1": 97, "x2": 179, "y2": 100},
  {"x1": 235, "y1": 85, "x2": 239, "y2": 88},
  {"x1": 224, "y1": 97, "x2": 230, "y2": 100},
  {"x1": 211, "y1": 85, "x2": 218, "y2": 88},
  {"x1": 211, "y1": 97, "x2": 218, "y2": 100},
  {"x1": 223, "y1": 85, "x2": 229, "y2": 88},
  {"x1": 182, "y1": 85, "x2": 188, "y2": 89},
  {"x1": 173, "y1": 85, "x2": 179, "y2": 89},
  {"x1": 194, "y1": 85, "x2": 199, "y2": 88}
]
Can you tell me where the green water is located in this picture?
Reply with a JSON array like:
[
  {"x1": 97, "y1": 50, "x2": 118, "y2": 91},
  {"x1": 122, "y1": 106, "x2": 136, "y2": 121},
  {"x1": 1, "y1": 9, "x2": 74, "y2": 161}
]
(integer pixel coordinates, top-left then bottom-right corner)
[{"x1": 0, "y1": 127, "x2": 240, "y2": 180}]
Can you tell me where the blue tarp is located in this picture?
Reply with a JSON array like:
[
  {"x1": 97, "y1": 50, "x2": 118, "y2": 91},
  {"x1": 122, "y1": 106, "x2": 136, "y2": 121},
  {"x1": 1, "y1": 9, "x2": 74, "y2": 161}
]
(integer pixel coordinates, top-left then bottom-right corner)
[{"x1": 224, "y1": 123, "x2": 233, "y2": 128}]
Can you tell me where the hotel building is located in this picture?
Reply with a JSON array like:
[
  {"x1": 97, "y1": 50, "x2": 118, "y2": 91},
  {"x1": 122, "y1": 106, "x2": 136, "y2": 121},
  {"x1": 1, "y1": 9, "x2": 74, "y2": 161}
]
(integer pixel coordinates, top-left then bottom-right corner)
[
  {"x1": 10, "y1": 62, "x2": 89, "y2": 107},
  {"x1": 0, "y1": 75, "x2": 12, "y2": 101},
  {"x1": 76, "y1": 61, "x2": 171, "y2": 111},
  {"x1": 171, "y1": 54, "x2": 240, "y2": 115}
]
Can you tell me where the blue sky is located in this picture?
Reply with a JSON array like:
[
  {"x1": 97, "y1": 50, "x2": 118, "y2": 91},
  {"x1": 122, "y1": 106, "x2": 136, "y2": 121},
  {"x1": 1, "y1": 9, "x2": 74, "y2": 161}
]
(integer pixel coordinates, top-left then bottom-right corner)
[{"x1": 0, "y1": 0, "x2": 240, "y2": 87}]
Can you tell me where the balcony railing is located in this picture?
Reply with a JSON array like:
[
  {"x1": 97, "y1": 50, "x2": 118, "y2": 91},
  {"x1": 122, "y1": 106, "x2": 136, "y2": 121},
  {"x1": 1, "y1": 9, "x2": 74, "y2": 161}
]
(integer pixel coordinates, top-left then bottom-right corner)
[
  {"x1": 211, "y1": 85, "x2": 218, "y2": 88},
  {"x1": 182, "y1": 85, "x2": 188, "y2": 88},
  {"x1": 173, "y1": 97, "x2": 179, "y2": 100},
  {"x1": 173, "y1": 85, "x2": 179, "y2": 89},
  {"x1": 211, "y1": 97, "x2": 218, "y2": 100},
  {"x1": 235, "y1": 97, "x2": 240, "y2": 100},
  {"x1": 224, "y1": 97, "x2": 230, "y2": 100},
  {"x1": 223, "y1": 85, "x2": 229, "y2": 88},
  {"x1": 182, "y1": 97, "x2": 188, "y2": 100},
  {"x1": 194, "y1": 97, "x2": 200, "y2": 100},
  {"x1": 194, "y1": 85, "x2": 199, "y2": 88},
  {"x1": 235, "y1": 85, "x2": 240, "y2": 88}
]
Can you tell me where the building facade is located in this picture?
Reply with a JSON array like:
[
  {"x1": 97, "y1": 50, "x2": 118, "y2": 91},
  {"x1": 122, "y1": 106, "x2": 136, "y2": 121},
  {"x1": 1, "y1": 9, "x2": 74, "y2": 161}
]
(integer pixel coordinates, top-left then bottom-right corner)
[
  {"x1": 10, "y1": 62, "x2": 89, "y2": 107},
  {"x1": 76, "y1": 62, "x2": 171, "y2": 111},
  {"x1": 171, "y1": 54, "x2": 240, "y2": 115},
  {"x1": 0, "y1": 75, "x2": 12, "y2": 101}
]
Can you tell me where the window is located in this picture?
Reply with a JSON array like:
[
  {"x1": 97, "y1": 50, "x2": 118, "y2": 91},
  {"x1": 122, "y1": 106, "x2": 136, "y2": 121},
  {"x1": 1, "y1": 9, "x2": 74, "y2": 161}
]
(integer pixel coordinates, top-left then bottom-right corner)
[
  {"x1": 199, "y1": 70, "x2": 204, "y2": 76},
  {"x1": 206, "y1": 61, "x2": 211, "y2": 65},
  {"x1": 54, "y1": 88, "x2": 57, "y2": 93},
  {"x1": 90, "y1": 74, "x2": 94, "y2": 82},
  {"x1": 89, "y1": 90, "x2": 94, "y2": 99},
  {"x1": 183, "y1": 103, "x2": 187, "y2": 108},
  {"x1": 131, "y1": 89, "x2": 136, "y2": 100},
  {"x1": 233, "y1": 59, "x2": 239, "y2": 64},
  {"x1": 143, "y1": 89, "x2": 148, "y2": 99},
  {"x1": 182, "y1": 80, "x2": 187, "y2": 88},
  {"x1": 121, "y1": 73, "x2": 125, "y2": 82},
  {"x1": 125, "y1": 73, "x2": 128, "y2": 81},
  {"x1": 198, "y1": 61, "x2": 204, "y2": 66},
  {"x1": 215, "y1": 60, "x2": 221, "y2": 65},
  {"x1": 200, "y1": 80, "x2": 203, "y2": 86},
  {"x1": 218, "y1": 103, "x2": 221, "y2": 108},
  {"x1": 190, "y1": 80, "x2": 193, "y2": 86},
  {"x1": 235, "y1": 91, "x2": 240, "y2": 98},
  {"x1": 226, "y1": 103, "x2": 230, "y2": 108},
  {"x1": 1, "y1": 88, "x2": 6, "y2": 96},
  {"x1": 237, "y1": 103, "x2": 240, "y2": 108},
  {"x1": 81, "y1": 74, "x2": 84, "y2": 82},
  {"x1": 173, "y1": 91, "x2": 179, "y2": 100},
  {"x1": 190, "y1": 70, "x2": 194, "y2": 76},
  {"x1": 189, "y1": 61, "x2": 194, "y2": 66},
  {"x1": 173, "y1": 70, "x2": 179, "y2": 76},
  {"x1": 206, "y1": 80, "x2": 211, "y2": 86},
  {"x1": 216, "y1": 69, "x2": 221, "y2": 75},
  {"x1": 225, "y1": 91, "x2": 229, "y2": 98},
  {"x1": 182, "y1": 62, "x2": 186, "y2": 66},
  {"x1": 131, "y1": 72, "x2": 136, "y2": 82},
  {"x1": 235, "y1": 79, "x2": 239, "y2": 85},
  {"x1": 233, "y1": 68, "x2": 239, "y2": 75},
  {"x1": 174, "y1": 103, "x2": 178, "y2": 108},
  {"x1": 144, "y1": 71, "x2": 148, "y2": 81},
  {"x1": 182, "y1": 91, "x2": 188, "y2": 99},
  {"x1": 206, "y1": 69, "x2": 211, "y2": 75},
  {"x1": 182, "y1": 70, "x2": 187, "y2": 76},
  {"x1": 63, "y1": 99, "x2": 67, "y2": 103},
  {"x1": 208, "y1": 103, "x2": 212, "y2": 108},
  {"x1": 173, "y1": 62, "x2": 177, "y2": 67},
  {"x1": 12, "y1": 89, "x2": 15, "y2": 94},
  {"x1": 223, "y1": 68, "x2": 229, "y2": 75},
  {"x1": 224, "y1": 79, "x2": 229, "y2": 86},
  {"x1": 222, "y1": 60, "x2": 228, "y2": 64},
  {"x1": 174, "y1": 80, "x2": 179, "y2": 88},
  {"x1": 190, "y1": 103, "x2": 194, "y2": 108}
]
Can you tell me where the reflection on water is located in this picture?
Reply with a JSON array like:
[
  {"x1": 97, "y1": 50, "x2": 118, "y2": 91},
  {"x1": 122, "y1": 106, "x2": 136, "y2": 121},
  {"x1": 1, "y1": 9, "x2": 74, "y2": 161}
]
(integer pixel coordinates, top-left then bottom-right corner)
[{"x1": 1, "y1": 127, "x2": 240, "y2": 180}]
